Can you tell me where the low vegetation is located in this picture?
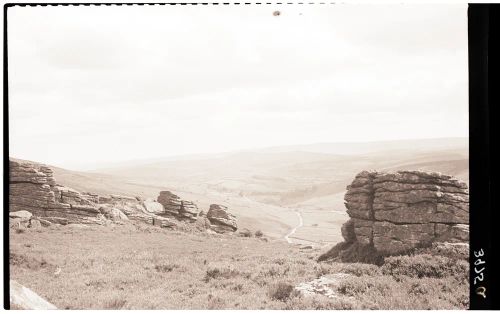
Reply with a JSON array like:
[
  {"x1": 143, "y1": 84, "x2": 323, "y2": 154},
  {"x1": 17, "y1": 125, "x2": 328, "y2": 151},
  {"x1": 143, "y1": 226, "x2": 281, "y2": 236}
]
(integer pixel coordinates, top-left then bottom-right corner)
[
  {"x1": 267, "y1": 282, "x2": 297, "y2": 301},
  {"x1": 9, "y1": 224, "x2": 468, "y2": 309},
  {"x1": 317, "y1": 241, "x2": 384, "y2": 265}
]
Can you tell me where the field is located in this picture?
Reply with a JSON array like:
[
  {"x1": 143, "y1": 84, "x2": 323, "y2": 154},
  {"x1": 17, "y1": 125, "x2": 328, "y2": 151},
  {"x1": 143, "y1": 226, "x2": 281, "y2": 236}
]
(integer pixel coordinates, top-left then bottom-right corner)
[{"x1": 10, "y1": 223, "x2": 469, "y2": 310}]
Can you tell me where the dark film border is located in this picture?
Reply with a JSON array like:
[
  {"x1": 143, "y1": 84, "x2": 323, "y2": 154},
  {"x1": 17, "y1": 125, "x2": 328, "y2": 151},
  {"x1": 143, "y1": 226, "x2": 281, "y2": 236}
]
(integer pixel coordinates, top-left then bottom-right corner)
[
  {"x1": 3, "y1": 3, "x2": 9, "y2": 310},
  {"x1": 2, "y1": 2, "x2": 497, "y2": 310},
  {"x1": 468, "y1": 3, "x2": 497, "y2": 311}
]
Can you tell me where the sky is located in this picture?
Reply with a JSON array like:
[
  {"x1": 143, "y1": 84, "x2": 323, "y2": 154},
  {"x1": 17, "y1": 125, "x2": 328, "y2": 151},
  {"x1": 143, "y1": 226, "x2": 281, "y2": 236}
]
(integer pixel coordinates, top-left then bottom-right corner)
[{"x1": 7, "y1": 4, "x2": 468, "y2": 169}]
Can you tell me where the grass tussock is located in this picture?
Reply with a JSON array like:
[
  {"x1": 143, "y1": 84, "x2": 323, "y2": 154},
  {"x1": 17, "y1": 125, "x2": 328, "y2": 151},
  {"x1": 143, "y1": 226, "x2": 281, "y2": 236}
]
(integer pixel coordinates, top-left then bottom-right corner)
[
  {"x1": 238, "y1": 229, "x2": 253, "y2": 238},
  {"x1": 338, "y1": 263, "x2": 381, "y2": 277},
  {"x1": 103, "y1": 297, "x2": 127, "y2": 309},
  {"x1": 204, "y1": 265, "x2": 247, "y2": 282},
  {"x1": 155, "y1": 263, "x2": 182, "y2": 273},
  {"x1": 267, "y1": 281, "x2": 297, "y2": 301},
  {"x1": 10, "y1": 252, "x2": 51, "y2": 270}
]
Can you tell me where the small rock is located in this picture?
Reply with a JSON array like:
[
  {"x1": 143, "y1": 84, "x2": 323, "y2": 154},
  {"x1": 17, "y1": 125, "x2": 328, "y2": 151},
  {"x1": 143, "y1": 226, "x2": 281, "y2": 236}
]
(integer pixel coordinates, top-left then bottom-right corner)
[
  {"x1": 295, "y1": 273, "x2": 353, "y2": 299},
  {"x1": 28, "y1": 219, "x2": 42, "y2": 229},
  {"x1": 143, "y1": 201, "x2": 164, "y2": 214},
  {"x1": 9, "y1": 211, "x2": 32, "y2": 221}
]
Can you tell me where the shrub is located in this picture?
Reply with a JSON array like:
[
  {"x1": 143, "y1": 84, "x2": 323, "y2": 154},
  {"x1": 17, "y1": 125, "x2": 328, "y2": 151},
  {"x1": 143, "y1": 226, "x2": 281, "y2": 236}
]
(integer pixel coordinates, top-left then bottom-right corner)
[
  {"x1": 337, "y1": 276, "x2": 392, "y2": 297},
  {"x1": 381, "y1": 253, "x2": 469, "y2": 281},
  {"x1": 204, "y1": 265, "x2": 242, "y2": 282},
  {"x1": 318, "y1": 241, "x2": 383, "y2": 265},
  {"x1": 255, "y1": 230, "x2": 264, "y2": 238},
  {"x1": 283, "y1": 295, "x2": 355, "y2": 310},
  {"x1": 313, "y1": 263, "x2": 332, "y2": 276},
  {"x1": 207, "y1": 294, "x2": 225, "y2": 309},
  {"x1": 238, "y1": 229, "x2": 253, "y2": 237},
  {"x1": 268, "y1": 282, "x2": 295, "y2": 301},
  {"x1": 272, "y1": 257, "x2": 287, "y2": 265},
  {"x1": 339, "y1": 263, "x2": 382, "y2": 277},
  {"x1": 155, "y1": 263, "x2": 180, "y2": 273},
  {"x1": 317, "y1": 241, "x2": 350, "y2": 262},
  {"x1": 408, "y1": 282, "x2": 428, "y2": 295},
  {"x1": 257, "y1": 264, "x2": 289, "y2": 278},
  {"x1": 10, "y1": 252, "x2": 50, "y2": 270},
  {"x1": 416, "y1": 242, "x2": 469, "y2": 261},
  {"x1": 103, "y1": 298, "x2": 127, "y2": 309}
]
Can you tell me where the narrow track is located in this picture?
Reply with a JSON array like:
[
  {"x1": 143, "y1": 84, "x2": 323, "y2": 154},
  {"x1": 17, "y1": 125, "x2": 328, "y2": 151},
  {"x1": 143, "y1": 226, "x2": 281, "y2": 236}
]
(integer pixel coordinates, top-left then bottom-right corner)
[{"x1": 284, "y1": 210, "x2": 303, "y2": 244}]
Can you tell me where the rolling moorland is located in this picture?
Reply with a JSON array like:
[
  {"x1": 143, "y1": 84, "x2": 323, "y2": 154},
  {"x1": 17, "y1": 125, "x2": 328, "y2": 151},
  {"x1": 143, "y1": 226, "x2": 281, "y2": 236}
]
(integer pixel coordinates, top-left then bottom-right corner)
[
  {"x1": 51, "y1": 137, "x2": 468, "y2": 245},
  {"x1": 9, "y1": 137, "x2": 470, "y2": 309}
]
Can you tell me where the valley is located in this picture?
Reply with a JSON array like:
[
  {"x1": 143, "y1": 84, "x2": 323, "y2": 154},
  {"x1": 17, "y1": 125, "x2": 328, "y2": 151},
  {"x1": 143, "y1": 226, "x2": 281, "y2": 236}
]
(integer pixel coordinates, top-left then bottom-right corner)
[{"x1": 38, "y1": 137, "x2": 469, "y2": 245}]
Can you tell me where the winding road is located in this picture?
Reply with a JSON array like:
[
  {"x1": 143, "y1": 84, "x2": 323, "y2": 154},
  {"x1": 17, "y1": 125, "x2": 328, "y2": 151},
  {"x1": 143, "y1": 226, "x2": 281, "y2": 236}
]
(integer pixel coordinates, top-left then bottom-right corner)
[{"x1": 284, "y1": 210, "x2": 304, "y2": 244}]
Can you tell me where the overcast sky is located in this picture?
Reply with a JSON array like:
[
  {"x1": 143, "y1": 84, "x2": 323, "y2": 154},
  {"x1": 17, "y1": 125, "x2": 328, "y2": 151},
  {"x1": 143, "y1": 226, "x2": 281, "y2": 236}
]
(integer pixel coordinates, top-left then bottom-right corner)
[{"x1": 8, "y1": 4, "x2": 468, "y2": 169}]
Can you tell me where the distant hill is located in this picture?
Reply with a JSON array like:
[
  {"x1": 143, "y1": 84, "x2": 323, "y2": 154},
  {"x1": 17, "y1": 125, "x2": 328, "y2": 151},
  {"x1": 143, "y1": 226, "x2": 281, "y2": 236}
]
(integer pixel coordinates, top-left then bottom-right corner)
[{"x1": 9, "y1": 137, "x2": 468, "y2": 244}]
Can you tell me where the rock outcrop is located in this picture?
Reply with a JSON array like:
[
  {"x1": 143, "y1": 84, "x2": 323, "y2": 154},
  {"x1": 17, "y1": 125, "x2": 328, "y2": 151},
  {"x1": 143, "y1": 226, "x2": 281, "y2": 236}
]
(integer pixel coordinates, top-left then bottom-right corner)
[
  {"x1": 339, "y1": 170, "x2": 469, "y2": 256},
  {"x1": 157, "y1": 191, "x2": 200, "y2": 221},
  {"x1": 9, "y1": 160, "x2": 101, "y2": 225},
  {"x1": 9, "y1": 159, "x2": 177, "y2": 229},
  {"x1": 9, "y1": 159, "x2": 239, "y2": 232},
  {"x1": 206, "y1": 204, "x2": 238, "y2": 233}
]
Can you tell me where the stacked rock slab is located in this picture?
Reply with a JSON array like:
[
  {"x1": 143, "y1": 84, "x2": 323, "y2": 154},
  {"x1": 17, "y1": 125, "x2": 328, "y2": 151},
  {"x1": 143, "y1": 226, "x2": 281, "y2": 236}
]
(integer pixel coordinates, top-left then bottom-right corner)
[
  {"x1": 98, "y1": 194, "x2": 176, "y2": 227},
  {"x1": 9, "y1": 159, "x2": 177, "y2": 228},
  {"x1": 343, "y1": 170, "x2": 469, "y2": 256},
  {"x1": 206, "y1": 204, "x2": 238, "y2": 233},
  {"x1": 157, "y1": 191, "x2": 200, "y2": 221},
  {"x1": 9, "y1": 160, "x2": 101, "y2": 224}
]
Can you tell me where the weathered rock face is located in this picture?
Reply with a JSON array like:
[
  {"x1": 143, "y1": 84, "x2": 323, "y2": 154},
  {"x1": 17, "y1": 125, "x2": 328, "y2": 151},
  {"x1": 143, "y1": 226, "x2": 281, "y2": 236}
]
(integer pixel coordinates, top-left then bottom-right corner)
[
  {"x1": 100, "y1": 195, "x2": 144, "y2": 216},
  {"x1": 156, "y1": 191, "x2": 200, "y2": 221},
  {"x1": 341, "y1": 170, "x2": 469, "y2": 256},
  {"x1": 9, "y1": 160, "x2": 101, "y2": 225},
  {"x1": 206, "y1": 204, "x2": 238, "y2": 233},
  {"x1": 9, "y1": 159, "x2": 175, "y2": 228}
]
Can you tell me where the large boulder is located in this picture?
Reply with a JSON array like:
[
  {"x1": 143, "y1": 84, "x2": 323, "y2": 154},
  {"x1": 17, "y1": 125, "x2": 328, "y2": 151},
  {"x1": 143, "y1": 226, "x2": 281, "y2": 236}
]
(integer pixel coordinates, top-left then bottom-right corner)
[
  {"x1": 156, "y1": 191, "x2": 200, "y2": 221},
  {"x1": 338, "y1": 170, "x2": 469, "y2": 256},
  {"x1": 157, "y1": 191, "x2": 182, "y2": 217},
  {"x1": 9, "y1": 211, "x2": 32, "y2": 221},
  {"x1": 206, "y1": 204, "x2": 237, "y2": 233},
  {"x1": 99, "y1": 205, "x2": 129, "y2": 222}
]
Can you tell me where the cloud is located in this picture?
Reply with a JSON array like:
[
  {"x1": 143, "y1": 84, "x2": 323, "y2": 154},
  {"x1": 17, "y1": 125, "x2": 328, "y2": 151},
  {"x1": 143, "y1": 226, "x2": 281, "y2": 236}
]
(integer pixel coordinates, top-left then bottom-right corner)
[{"x1": 7, "y1": 4, "x2": 468, "y2": 169}]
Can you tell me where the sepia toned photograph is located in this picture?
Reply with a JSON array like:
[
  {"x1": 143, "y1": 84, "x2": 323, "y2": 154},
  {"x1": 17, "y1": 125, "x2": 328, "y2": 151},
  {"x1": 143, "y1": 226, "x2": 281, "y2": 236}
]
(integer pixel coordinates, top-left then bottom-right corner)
[{"x1": 5, "y1": 3, "x2": 470, "y2": 310}]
